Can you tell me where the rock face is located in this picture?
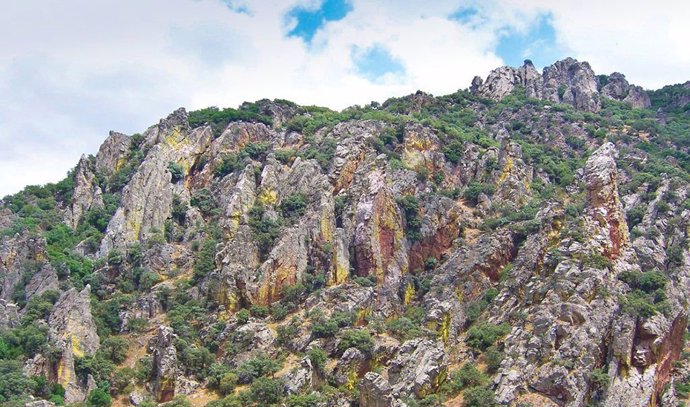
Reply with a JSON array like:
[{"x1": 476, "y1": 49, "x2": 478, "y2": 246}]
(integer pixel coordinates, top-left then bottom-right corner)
[
  {"x1": 65, "y1": 156, "x2": 104, "y2": 229},
  {"x1": 95, "y1": 131, "x2": 131, "y2": 174},
  {"x1": 472, "y1": 58, "x2": 650, "y2": 111},
  {"x1": 0, "y1": 234, "x2": 49, "y2": 301},
  {"x1": 600, "y1": 72, "x2": 651, "y2": 108},
  {"x1": 2, "y1": 58, "x2": 689, "y2": 407},
  {"x1": 48, "y1": 286, "x2": 100, "y2": 404},
  {"x1": 100, "y1": 109, "x2": 213, "y2": 254},
  {"x1": 150, "y1": 326, "x2": 178, "y2": 402}
]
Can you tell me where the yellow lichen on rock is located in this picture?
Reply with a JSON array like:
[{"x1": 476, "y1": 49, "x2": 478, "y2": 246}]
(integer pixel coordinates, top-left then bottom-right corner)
[
  {"x1": 497, "y1": 157, "x2": 514, "y2": 184},
  {"x1": 404, "y1": 283, "x2": 416, "y2": 306},
  {"x1": 71, "y1": 335, "x2": 84, "y2": 358},
  {"x1": 258, "y1": 189, "x2": 278, "y2": 206}
]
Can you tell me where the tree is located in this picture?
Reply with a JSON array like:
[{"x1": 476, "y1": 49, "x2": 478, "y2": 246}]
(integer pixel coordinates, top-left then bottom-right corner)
[
  {"x1": 249, "y1": 377, "x2": 283, "y2": 405},
  {"x1": 86, "y1": 388, "x2": 112, "y2": 407}
]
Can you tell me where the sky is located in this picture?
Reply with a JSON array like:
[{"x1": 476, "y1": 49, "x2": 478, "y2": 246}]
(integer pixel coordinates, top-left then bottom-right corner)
[{"x1": 1, "y1": 0, "x2": 689, "y2": 197}]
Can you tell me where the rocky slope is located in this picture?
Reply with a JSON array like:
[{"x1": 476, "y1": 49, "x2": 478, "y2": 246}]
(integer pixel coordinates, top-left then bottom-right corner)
[{"x1": 1, "y1": 58, "x2": 690, "y2": 407}]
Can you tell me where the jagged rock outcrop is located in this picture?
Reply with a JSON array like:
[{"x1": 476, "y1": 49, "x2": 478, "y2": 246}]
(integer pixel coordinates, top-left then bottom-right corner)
[
  {"x1": 95, "y1": 131, "x2": 131, "y2": 174},
  {"x1": 150, "y1": 325, "x2": 178, "y2": 402},
  {"x1": 47, "y1": 286, "x2": 100, "y2": 404},
  {"x1": 0, "y1": 298, "x2": 19, "y2": 329},
  {"x1": 0, "y1": 234, "x2": 49, "y2": 301},
  {"x1": 100, "y1": 109, "x2": 213, "y2": 254},
  {"x1": 65, "y1": 156, "x2": 104, "y2": 229},
  {"x1": 600, "y1": 72, "x2": 651, "y2": 108},
  {"x1": 472, "y1": 58, "x2": 650, "y2": 112},
  {"x1": 360, "y1": 372, "x2": 407, "y2": 407}
]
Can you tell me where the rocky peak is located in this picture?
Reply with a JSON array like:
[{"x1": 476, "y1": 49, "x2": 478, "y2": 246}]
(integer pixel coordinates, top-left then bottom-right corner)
[
  {"x1": 472, "y1": 57, "x2": 650, "y2": 112},
  {"x1": 95, "y1": 131, "x2": 131, "y2": 174},
  {"x1": 65, "y1": 155, "x2": 104, "y2": 229},
  {"x1": 583, "y1": 142, "x2": 628, "y2": 258},
  {"x1": 600, "y1": 72, "x2": 651, "y2": 108}
]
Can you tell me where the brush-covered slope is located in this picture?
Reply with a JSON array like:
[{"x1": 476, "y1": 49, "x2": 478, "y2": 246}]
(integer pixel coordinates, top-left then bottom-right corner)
[{"x1": 1, "y1": 58, "x2": 690, "y2": 407}]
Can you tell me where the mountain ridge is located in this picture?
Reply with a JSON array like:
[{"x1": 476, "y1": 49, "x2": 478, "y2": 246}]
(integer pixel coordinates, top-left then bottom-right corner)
[{"x1": 1, "y1": 57, "x2": 690, "y2": 407}]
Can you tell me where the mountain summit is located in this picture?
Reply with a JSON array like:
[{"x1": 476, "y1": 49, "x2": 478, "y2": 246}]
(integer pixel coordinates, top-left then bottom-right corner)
[{"x1": 1, "y1": 58, "x2": 690, "y2": 407}]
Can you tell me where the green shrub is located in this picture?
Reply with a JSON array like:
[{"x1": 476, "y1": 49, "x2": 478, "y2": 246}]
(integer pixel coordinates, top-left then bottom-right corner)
[
  {"x1": 285, "y1": 393, "x2": 321, "y2": 407},
  {"x1": 338, "y1": 329, "x2": 374, "y2": 355},
  {"x1": 236, "y1": 354, "x2": 281, "y2": 384},
  {"x1": 219, "y1": 372, "x2": 239, "y2": 395},
  {"x1": 311, "y1": 317, "x2": 338, "y2": 338},
  {"x1": 248, "y1": 204, "x2": 282, "y2": 260},
  {"x1": 250, "y1": 305, "x2": 269, "y2": 319},
  {"x1": 236, "y1": 309, "x2": 250, "y2": 324},
  {"x1": 386, "y1": 317, "x2": 424, "y2": 340},
  {"x1": 463, "y1": 386, "x2": 497, "y2": 407},
  {"x1": 353, "y1": 275, "x2": 377, "y2": 287},
  {"x1": 99, "y1": 336, "x2": 129, "y2": 364},
  {"x1": 271, "y1": 303, "x2": 289, "y2": 321},
  {"x1": 191, "y1": 188, "x2": 218, "y2": 217},
  {"x1": 249, "y1": 377, "x2": 284, "y2": 405},
  {"x1": 168, "y1": 162, "x2": 185, "y2": 183},
  {"x1": 589, "y1": 368, "x2": 610, "y2": 390},
  {"x1": 466, "y1": 322, "x2": 510, "y2": 351},
  {"x1": 397, "y1": 195, "x2": 422, "y2": 241},
  {"x1": 280, "y1": 194, "x2": 308, "y2": 220},
  {"x1": 214, "y1": 153, "x2": 243, "y2": 178},
  {"x1": 463, "y1": 182, "x2": 495, "y2": 205},
  {"x1": 193, "y1": 239, "x2": 218, "y2": 281},
  {"x1": 307, "y1": 346, "x2": 328, "y2": 372},
  {"x1": 484, "y1": 346, "x2": 504, "y2": 373},
  {"x1": 86, "y1": 387, "x2": 112, "y2": 407}
]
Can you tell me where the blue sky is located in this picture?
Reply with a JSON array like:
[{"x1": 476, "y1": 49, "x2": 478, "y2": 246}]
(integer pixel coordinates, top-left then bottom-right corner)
[{"x1": 1, "y1": 0, "x2": 689, "y2": 196}]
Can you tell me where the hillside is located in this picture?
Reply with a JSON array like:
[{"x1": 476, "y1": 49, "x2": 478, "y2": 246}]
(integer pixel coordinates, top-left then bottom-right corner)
[{"x1": 1, "y1": 58, "x2": 690, "y2": 407}]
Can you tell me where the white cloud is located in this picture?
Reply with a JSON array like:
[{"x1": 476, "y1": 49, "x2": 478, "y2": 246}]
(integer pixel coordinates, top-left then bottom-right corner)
[{"x1": 0, "y1": 0, "x2": 688, "y2": 197}]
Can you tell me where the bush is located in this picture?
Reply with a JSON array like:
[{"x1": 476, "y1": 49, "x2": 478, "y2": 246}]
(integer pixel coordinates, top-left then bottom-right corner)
[
  {"x1": 191, "y1": 189, "x2": 218, "y2": 217},
  {"x1": 463, "y1": 182, "x2": 495, "y2": 205},
  {"x1": 307, "y1": 346, "x2": 328, "y2": 372},
  {"x1": 271, "y1": 303, "x2": 289, "y2": 321},
  {"x1": 280, "y1": 194, "x2": 308, "y2": 220},
  {"x1": 214, "y1": 153, "x2": 243, "y2": 178},
  {"x1": 285, "y1": 393, "x2": 321, "y2": 407},
  {"x1": 168, "y1": 162, "x2": 185, "y2": 183},
  {"x1": 165, "y1": 396, "x2": 191, "y2": 407},
  {"x1": 466, "y1": 322, "x2": 510, "y2": 351},
  {"x1": 397, "y1": 195, "x2": 422, "y2": 242},
  {"x1": 386, "y1": 317, "x2": 424, "y2": 340},
  {"x1": 248, "y1": 205, "x2": 282, "y2": 260},
  {"x1": 249, "y1": 377, "x2": 284, "y2": 405},
  {"x1": 338, "y1": 329, "x2": 374, "y2": 355},
  {"x1": 589, "y1": 368, "x2": 610, "y2": 390},
  {"x1": 99, "y1": 336, "x2": 129, "y2": 364},
  {"x1": 236, "y1": 354, "x2": 281, "y2": 384},
  {"x1": 250, "y1": 305, "x2": 269, "y2": 319},
  {"x1": 484, "y1": 346, "x2": 504, "y2": 373},
  {"x1": 219, "y1": 372, "x2": 239, "y2": 395},
  {"x1": 236, "y1": 309, "x2": 250, "y2": 325},
  {"x1": 463, "y1": 386, "x2": 497, "y2": 407},
  {"x1": 193, "y1": 239, "x2": 218, "y2": 281},
  {"x1": 86, "y1": 388, "x2": 112, "y2": 407},
  {"x1": 311, "y1": 318, "x2": 338, "y2": 338}
]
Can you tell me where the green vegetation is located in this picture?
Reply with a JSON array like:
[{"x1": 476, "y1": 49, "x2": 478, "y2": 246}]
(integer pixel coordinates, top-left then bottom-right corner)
[
  {"x1": 188, "y1": 105, "x2": 272, "y2": 137},
  {"x1": 248, "y1": 204, "x2": 282, "y2": 260},
  {"x1": 338, "y1": 329, "x2": 374, "y2": 355},
  {"x1": 397, "y1": 195, "x2": 422, "y2": 242},
  {"x1": 280, "y1": 193, "x2": 308, "y2": 220},
  {"x1": 619, "y1": 270, "x2": 669, "y2": 318},
  {"x1": 466, "y1": 322, "x2": 511, "y2": 351}
]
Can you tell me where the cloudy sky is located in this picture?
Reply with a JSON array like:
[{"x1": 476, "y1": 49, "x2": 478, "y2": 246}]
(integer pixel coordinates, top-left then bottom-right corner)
[{"x1": 1, "y1": 0, "x2": 689, "y2": 197}]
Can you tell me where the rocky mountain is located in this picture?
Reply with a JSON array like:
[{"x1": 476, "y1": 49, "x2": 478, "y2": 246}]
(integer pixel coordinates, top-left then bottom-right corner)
[{"x1": 1, "y1": 58, "x2": 689, "y2": 407}]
